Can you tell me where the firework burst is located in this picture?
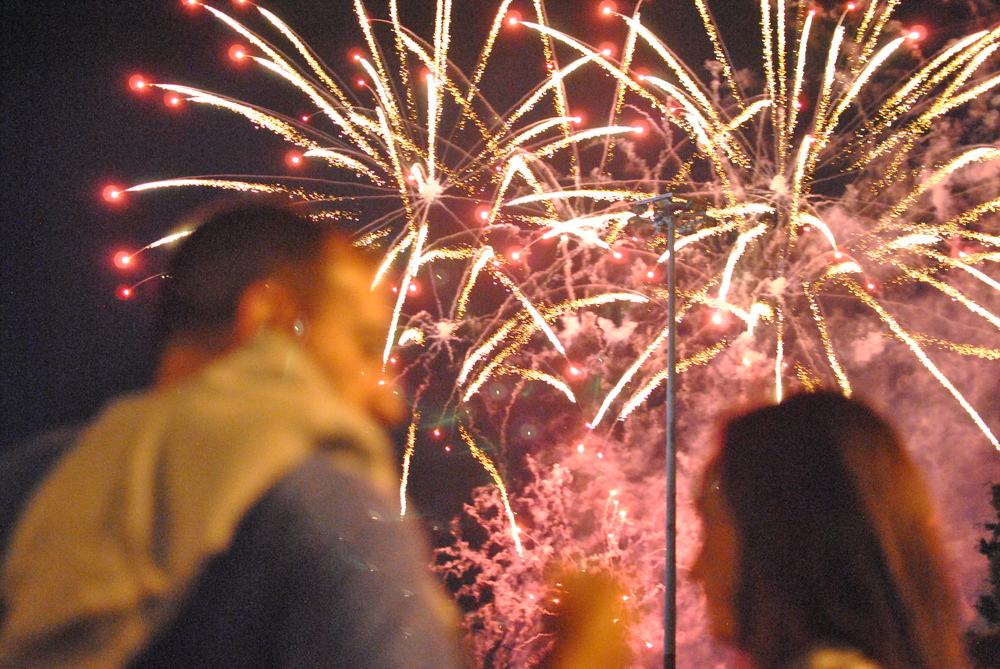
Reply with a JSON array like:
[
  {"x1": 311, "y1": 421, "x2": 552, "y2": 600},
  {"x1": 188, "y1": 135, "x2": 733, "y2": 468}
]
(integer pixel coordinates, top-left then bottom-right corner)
[
  {"x1": 493, "y1": 1, "x2": 1000, "y2": 451},
  {"x1": 116, "y1": 1, "x2": 1000, "y2": 665}
]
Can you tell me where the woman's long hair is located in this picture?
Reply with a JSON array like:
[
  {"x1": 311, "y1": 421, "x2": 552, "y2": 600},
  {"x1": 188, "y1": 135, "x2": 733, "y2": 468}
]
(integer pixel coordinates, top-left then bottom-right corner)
[{"x1": 708, "y1": 392, "x2": 968, "y2": 669}]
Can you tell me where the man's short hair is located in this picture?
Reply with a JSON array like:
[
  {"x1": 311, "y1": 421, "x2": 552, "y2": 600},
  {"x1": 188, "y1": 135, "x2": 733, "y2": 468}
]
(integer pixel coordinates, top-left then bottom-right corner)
[{"x1": 155, "y1": 202, "x2": 330, "y2": 349}]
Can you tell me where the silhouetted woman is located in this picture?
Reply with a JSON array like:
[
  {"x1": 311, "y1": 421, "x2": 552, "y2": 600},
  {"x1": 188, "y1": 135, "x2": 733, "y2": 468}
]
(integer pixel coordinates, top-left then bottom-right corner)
[{"x1": 693, "y1": 392, "x2": 969, "y2": 669}]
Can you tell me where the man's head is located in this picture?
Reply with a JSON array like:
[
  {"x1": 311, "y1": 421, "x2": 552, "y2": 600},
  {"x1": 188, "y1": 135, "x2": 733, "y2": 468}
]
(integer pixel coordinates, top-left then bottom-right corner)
[
  {"x1": 155, "y1": 203, "x2": 325, "y2": 351},
  {"x1": 155, "y1": 202, "x2": 403, "y2": 424}
]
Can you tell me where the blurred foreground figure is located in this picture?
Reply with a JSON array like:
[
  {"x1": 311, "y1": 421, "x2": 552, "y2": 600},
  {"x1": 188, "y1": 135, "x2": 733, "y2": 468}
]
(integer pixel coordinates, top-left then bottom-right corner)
[
  {"x1": 543, "y1": 570, "x2": 630, "y2": 669},
  {"x1": 694, "y1": 391, "x2": 969, "y2": 669},
  {"x1": 0, "y1": 204, "x2": 464, "y2": 669}
]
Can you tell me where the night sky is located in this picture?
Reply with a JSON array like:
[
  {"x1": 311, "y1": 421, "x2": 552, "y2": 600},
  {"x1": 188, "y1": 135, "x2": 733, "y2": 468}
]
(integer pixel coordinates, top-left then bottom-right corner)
[
  {"x1": 0, "y1": 0, "x2": 989, "y2": 478},
  {"x1": 2, "y1": 1, "x2": 265, "y2": 444}
]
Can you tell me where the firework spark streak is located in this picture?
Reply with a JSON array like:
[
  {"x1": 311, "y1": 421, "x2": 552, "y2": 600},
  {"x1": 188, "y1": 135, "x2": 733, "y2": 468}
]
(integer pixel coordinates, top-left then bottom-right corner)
[
  {"x1": 118, "y1": 0, "x2": 1000, "y2": 664},
  {"x1": 126, "y1": 0, "x2": 648, "y2": 539},
  {"x1": 571, "y1": 1, "x2": 1000, "y2": 451}
]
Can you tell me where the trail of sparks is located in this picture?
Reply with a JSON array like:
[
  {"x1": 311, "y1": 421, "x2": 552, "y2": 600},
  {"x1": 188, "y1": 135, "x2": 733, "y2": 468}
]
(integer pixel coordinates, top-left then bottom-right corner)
[
  {"x1": 399, "y1": 417, "x2": 419, "y2": 517},
  {"x1": 845, "y1": 278, "x2": 1000, "y2": 450},
  {"x1": 573, "y1": 0, "x2": 1000, "y2": 451},
  {"x1": 121, "y1": 0, "x2": 1000, "y2": 530},
  {"x1": 460, "y1": 426, "x2": 524, "y2": 556}
]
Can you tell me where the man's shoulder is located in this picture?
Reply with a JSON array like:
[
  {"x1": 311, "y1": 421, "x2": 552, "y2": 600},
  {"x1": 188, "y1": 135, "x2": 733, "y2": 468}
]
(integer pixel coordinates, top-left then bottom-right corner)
[
  {"x1": 243, "y1": 451, "x2": 419, "y2": 565},
  {"x1": 265, "y1": 451, "x2": 397, "y2": 515},
  {"x1": 134, "y1": 452, "x2": 465, "y2": 669}
]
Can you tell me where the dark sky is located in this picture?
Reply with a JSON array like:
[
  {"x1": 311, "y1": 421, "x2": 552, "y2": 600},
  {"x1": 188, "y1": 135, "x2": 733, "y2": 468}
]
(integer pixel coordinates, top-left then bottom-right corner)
[{"x1": 0, "y1": 0, "x2": 986, "y2": 449}]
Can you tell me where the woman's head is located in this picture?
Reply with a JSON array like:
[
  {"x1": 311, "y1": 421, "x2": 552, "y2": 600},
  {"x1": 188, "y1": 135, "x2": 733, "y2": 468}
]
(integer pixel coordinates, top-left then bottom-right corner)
[{"x1": 693, "y1": 392, "x2": 967, "y2": 669}]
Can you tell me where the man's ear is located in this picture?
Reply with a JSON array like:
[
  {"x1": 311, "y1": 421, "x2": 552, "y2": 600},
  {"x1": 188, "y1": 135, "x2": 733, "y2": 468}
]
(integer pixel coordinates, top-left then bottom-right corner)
[{"x1": 231, "y1": 279, "x2": 300, "y2": 346}]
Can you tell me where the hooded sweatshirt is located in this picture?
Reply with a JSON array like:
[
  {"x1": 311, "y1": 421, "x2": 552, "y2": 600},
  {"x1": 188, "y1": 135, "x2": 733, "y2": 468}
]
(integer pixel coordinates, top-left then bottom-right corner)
[{"x1": 0, "y1": 330, "x2": 399, "y2": 668}]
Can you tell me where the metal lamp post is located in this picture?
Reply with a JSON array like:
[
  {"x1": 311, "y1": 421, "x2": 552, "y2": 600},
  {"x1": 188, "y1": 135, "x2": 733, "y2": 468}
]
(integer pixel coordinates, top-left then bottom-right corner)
[{"x1": 629, "y1": 193, "x2": 706, "y2": 669}]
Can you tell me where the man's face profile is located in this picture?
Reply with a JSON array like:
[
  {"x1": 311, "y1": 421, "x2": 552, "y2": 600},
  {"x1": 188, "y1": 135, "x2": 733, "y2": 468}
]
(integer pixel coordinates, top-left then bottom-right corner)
[{"x1": 300, "y1": 240, "x2": 406, "y2": 426}]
